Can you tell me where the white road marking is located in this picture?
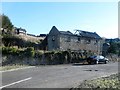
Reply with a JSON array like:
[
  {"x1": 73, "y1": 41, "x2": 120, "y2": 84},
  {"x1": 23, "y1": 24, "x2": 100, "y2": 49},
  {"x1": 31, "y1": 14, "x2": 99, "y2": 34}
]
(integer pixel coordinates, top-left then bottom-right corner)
[{"x1": 0, "y1": 77, "x2": 32, "y2": 89}]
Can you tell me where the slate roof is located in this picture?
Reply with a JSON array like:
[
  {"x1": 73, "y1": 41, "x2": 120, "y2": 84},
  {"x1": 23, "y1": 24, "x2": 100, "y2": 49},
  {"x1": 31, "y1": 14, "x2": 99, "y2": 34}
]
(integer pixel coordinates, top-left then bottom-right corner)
[
  {"x1": 40, "y1": 34, "x2": 47, "y2": 37},
  {"x1": 75, "y1": 30, "x2": 101, "y2": 39},
  {"x1": 60, "y1": 31, "x2": 73, "y2": 35},
  {"x1": 105, "y1": 38, "x2": 120, "y2": 43},
  {"x1": 51, "y1": 26, "x2": 101, "y2": 39}
]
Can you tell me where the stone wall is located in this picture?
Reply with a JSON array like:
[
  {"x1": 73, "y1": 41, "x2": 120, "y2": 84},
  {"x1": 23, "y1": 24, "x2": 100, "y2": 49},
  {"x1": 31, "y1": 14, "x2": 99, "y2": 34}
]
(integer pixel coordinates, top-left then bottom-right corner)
[{"x1": 2, "y1": 50, "x2": 94, "y2": 66}]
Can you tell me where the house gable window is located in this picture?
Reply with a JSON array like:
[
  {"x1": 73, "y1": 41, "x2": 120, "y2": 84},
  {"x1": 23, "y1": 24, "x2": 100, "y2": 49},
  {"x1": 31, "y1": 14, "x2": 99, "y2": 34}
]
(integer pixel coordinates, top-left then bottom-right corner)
[{"x1": 52, "y1": 36, "x2": 55, "y2": 41}]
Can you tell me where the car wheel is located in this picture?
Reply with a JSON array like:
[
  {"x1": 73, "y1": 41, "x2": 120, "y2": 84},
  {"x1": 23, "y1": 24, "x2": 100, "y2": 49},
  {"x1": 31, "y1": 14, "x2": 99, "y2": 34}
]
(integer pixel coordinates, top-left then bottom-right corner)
[
  {"x1": 105, "y1": 61, "x2": 108, "y2": 64},
  {"x1": 95, "y1": 60, "x2": 98, "y2": 64}
]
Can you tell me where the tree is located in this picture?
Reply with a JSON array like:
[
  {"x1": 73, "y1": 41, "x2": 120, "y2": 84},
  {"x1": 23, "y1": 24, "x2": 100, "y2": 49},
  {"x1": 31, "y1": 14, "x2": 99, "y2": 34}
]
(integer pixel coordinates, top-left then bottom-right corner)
[
  {"x1": 1, "y1": 14, "x2": 13, "y2": 32},
  {"x1": 107, "y1": 42, "x2": 117, "y2": 54},
  {"x1": 24, "y1": 47, "x2": 35, "y2": 58},
  {"x1": 117, "y1": 43, "x2": 120, "y2": 56}
]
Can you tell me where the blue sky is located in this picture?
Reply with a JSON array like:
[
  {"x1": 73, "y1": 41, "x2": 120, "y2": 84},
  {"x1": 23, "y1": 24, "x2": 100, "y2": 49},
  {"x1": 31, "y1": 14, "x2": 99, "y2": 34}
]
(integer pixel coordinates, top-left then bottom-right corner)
[{"x1": 2, "y1": 2, "x2": 118, "y2": 38}]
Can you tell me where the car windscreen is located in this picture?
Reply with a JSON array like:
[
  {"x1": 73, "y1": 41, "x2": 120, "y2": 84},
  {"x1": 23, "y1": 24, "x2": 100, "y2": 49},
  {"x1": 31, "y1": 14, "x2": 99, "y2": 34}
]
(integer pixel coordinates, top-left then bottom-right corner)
[{"x1": 96, "y1": 56, "x2": 104, "y2": 59}]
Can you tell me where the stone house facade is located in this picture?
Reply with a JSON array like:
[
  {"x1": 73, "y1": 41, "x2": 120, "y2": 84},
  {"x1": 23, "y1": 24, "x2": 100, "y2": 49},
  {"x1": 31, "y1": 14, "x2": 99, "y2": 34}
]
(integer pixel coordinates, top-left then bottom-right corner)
[{"x1": 45, "y1": 26, "x2": 103, "y2": 54}]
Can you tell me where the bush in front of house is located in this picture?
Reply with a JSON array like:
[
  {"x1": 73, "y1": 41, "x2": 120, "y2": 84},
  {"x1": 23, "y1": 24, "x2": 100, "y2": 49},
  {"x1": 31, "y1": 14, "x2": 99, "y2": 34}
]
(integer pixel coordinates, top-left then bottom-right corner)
[
  {"x1": 34, "y1": 50, "x2": 43, "y2": 58},
  {"x1": 2, "y1": 47, "x2": 36, "y2": 65},
  {"x1": 2, "y1": 47, "x2": 95, "y2": 66},
  {"x1": 24, "y1": 47, "x2": 35, "y2": 58},
  {"x1": 2, "y1": 47, "x2": 19, "y2": 56},
  {"x1": 52, "y1": 51, "x2": 64, "y2": 64}
]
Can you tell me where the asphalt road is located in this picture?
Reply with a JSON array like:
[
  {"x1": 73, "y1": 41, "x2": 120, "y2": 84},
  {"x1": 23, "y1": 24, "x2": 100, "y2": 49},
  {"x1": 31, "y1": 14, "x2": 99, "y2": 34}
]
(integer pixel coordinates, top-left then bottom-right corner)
[{"x1": 1, "y1": 62, "x2": 118, "y2": 89}]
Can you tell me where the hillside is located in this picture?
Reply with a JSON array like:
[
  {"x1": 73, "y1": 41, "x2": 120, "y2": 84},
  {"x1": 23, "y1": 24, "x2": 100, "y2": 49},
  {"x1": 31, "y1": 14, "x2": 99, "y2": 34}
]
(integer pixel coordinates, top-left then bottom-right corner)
[{"x1": 14, "y1": 34, "x2": 45, "y2": 44}]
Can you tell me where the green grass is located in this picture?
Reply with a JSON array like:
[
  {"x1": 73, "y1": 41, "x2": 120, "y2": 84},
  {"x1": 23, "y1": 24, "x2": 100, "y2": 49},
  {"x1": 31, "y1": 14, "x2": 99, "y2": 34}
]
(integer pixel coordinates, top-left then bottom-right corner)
[
  {"x1": 72, "y1": 73, "x2": 120, "y2": 90},
  {"x1": 0, "y1": 64, "x2": 29, "y2": 71}
]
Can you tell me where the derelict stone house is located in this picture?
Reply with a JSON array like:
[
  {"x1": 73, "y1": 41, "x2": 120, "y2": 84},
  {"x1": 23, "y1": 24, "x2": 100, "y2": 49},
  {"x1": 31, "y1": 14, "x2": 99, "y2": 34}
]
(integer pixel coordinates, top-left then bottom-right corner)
[{"x1": 46, "y1": 26, "x2": 103, "y2": 54}]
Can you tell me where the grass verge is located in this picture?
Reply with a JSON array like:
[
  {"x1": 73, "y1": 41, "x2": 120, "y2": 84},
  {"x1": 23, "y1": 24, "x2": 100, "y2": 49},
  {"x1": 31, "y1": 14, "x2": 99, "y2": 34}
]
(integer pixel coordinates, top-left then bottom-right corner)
[
  {"x1": 71, "y1": 73, "x2": 120, "y2": 90},
  {"x1": 0, "y1": 64, "x2": 29, "y2": 71}
]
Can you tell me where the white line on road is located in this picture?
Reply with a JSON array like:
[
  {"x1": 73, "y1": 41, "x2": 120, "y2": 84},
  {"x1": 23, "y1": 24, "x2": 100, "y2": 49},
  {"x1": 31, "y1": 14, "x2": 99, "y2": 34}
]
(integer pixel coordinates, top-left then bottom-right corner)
[{"x1": 0, "y1": 77, "x2": 32, "y2": 89}]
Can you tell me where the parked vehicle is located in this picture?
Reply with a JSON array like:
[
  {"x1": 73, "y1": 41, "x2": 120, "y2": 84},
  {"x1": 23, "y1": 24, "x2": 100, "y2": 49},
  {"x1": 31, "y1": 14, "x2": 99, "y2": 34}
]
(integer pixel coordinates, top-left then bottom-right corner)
[{"x1": 87, "y1": 55, "x2": 109, "y2": 64}]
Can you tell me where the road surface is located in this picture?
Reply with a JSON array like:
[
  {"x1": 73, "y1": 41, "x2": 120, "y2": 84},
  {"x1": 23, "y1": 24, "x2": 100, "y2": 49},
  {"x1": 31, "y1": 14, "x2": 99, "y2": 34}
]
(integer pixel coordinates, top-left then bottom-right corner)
[{"x1": 1, "y1": 62, "x2": 118, "y2": 89}]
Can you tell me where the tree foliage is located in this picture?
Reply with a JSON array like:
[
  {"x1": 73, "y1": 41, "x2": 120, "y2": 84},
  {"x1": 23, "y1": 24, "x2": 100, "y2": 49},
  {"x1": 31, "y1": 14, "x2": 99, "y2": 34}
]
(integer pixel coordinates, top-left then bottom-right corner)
[
  {"x1": 1, "y1": 14, "x2": 13, "y2": 31},
  {"x1": 107, "y1": 42, "x2": 119, "y2": 54},
  {"x1": 24, "y1": 47, "x2": 35, "y2": 58}
]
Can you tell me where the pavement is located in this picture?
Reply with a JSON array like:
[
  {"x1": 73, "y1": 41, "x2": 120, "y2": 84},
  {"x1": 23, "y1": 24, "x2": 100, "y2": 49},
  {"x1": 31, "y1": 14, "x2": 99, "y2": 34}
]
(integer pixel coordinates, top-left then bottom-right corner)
[{"x1": 1, "y1": 62, "x2": 118, "y2": 89}]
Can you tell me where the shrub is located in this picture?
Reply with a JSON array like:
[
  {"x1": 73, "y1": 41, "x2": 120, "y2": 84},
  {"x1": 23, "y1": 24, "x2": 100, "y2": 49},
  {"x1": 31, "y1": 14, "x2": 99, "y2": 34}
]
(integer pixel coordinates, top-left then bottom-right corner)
[
  {"x1": 57, "y1": 51, "x2": 64, "y2": 64},
  {"x1": 24, "y1": 47, "x2": 35, "y2": 58},
  {"x1": 2, "y1": 47, "x2": 18, "y2": 55},
  {"x1": 34, "y1": 50, "x2": 44, "y2": 59}
]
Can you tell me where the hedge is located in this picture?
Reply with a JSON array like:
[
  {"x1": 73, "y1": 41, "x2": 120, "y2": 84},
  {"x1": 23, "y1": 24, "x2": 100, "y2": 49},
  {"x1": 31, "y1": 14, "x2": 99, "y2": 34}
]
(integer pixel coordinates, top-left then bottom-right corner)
[{"x1": 2, "y1": 47, "x2": 94, "y2": 65}]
